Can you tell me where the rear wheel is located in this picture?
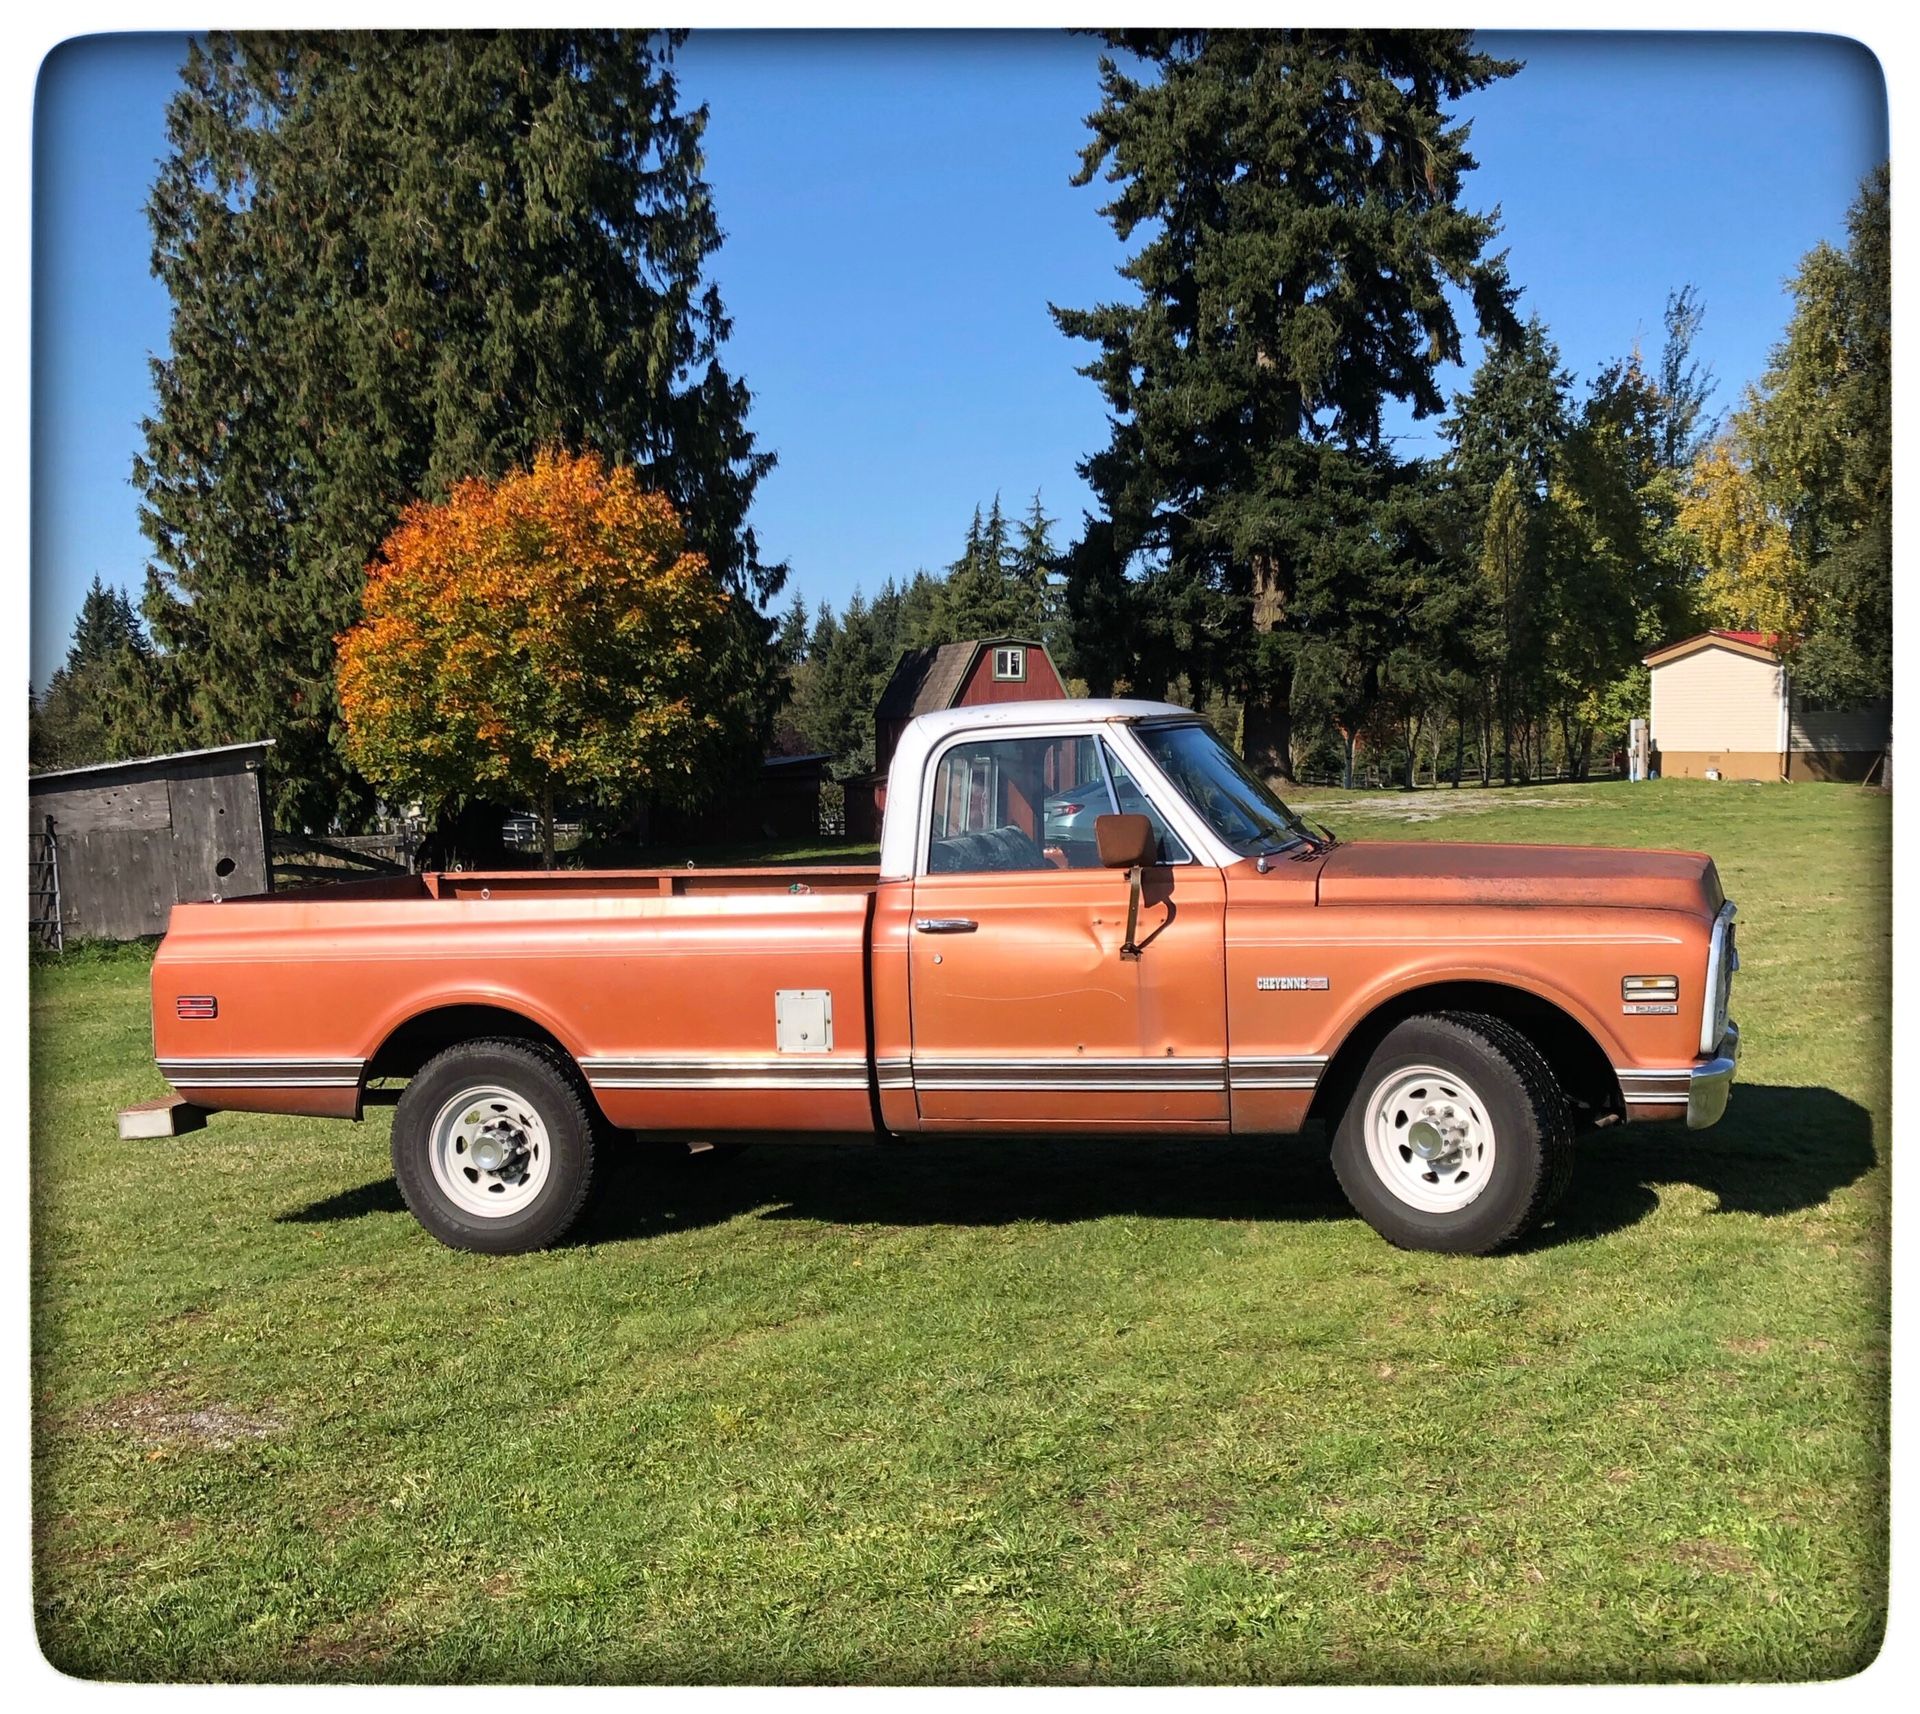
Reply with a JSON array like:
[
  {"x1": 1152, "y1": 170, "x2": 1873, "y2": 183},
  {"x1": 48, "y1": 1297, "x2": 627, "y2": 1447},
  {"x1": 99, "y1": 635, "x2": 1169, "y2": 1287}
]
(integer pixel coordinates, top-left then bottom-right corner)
[
  {"x1": 391, "y1": 1038, "x2": 598, "y2": 1254},
  {"x1": 1331, "y1": 1012, "x2": 1573, "y2": 1254}
]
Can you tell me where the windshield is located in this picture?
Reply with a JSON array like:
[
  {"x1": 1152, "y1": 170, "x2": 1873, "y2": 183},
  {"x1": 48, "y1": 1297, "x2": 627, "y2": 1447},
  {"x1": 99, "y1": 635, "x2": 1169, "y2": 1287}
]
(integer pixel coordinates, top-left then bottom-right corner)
[{"x1": 1133, "y1": 722, "x2": 1314, "y2": 858}]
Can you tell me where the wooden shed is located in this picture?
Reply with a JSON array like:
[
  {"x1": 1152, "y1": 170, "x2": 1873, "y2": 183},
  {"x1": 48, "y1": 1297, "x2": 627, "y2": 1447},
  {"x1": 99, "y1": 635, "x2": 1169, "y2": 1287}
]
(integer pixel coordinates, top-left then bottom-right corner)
[
  {"x1": 1644, "y1": 631, "x2": 1889, "y2": 782},
  {"x1": 29, "y1": 741, "x2": 274, "y2": 945},
  {"x1": 848, "y1": 638, "x2": 1065, "y2": 843}
]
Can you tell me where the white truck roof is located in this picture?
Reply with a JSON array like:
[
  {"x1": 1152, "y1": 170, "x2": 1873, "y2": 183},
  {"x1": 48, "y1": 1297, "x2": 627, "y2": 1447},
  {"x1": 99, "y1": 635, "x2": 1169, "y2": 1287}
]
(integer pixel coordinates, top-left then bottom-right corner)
[{"x1": 878, "y1": 698, "x2": 1204, "y2": 878}]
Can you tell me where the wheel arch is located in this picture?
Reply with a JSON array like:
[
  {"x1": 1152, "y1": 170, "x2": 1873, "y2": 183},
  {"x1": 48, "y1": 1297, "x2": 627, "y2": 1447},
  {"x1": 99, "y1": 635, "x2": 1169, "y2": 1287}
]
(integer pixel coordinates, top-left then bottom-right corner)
[
  {"x1": 363, "y1": 1000, "x2": 601, "y2": 1116},
  {"x1": 1306, "y1": 978, "x2": 1621, "y2": 1133}
]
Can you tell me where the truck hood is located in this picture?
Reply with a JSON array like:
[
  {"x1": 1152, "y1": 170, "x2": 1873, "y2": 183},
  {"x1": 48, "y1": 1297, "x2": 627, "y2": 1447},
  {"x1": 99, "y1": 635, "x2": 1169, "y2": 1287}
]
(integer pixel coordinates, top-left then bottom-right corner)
[{"x1": 1314, "y1": 841, "x2": 1724, "y2": 918}]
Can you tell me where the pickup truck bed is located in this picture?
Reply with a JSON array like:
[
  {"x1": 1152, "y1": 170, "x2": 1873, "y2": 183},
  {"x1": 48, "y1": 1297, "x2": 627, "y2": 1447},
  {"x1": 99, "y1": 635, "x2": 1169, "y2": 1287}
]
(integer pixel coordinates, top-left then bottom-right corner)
[{"x1": 155, "y1": 867, "x2": 885, "y2": 1135}]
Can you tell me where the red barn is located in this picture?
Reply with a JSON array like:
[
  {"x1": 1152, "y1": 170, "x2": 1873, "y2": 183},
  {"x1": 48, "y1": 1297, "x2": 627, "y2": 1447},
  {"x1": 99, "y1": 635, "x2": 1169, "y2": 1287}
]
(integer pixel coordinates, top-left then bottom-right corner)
[{"x1": 847, "y1": 637, "x2": 1065, "y2": 843}]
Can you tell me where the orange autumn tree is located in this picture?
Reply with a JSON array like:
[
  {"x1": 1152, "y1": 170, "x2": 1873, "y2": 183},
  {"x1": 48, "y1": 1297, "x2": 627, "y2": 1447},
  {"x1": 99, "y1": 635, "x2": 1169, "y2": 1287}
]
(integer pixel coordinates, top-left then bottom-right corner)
[{"x1": 338, "y1": 448, "x2": 737, "y2": 866}]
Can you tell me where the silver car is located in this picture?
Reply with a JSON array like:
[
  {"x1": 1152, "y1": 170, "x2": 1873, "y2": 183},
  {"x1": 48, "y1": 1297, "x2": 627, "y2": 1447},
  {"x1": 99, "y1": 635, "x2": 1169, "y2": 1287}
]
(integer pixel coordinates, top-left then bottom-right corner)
[{"x1": 1042, "y1": 782, "x2": 1153, "y2": 841}]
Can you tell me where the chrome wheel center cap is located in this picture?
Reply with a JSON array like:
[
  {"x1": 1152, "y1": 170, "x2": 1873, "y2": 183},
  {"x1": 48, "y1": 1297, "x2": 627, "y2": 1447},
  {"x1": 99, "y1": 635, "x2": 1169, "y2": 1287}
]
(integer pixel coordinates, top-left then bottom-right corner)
[
  {"x1": 1407, "y1": 1119, "x2": 1447, "y2": 1161},
  {"x1": 469, "y1": 1124, "x2": 522, "y2": 1174}
]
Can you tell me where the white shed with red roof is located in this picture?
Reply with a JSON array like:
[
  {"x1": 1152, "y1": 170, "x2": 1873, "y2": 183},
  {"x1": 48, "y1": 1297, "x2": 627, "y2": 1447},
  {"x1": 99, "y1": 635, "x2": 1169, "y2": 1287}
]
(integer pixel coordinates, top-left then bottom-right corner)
[{"x1": 1644, "y1": 630, "x2": 1887, "y2": 782}]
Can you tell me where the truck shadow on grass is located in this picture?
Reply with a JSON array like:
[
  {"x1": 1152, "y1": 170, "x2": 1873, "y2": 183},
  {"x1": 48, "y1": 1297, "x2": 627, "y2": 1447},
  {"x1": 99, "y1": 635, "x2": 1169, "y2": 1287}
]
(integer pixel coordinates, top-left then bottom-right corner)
[
  {"x1": 279, "y1": 1082, "x2": 1874, "y2": 1252},
  {"x1": 1517, "y1": 1080, "x2": 1879, "y2": 1249}
]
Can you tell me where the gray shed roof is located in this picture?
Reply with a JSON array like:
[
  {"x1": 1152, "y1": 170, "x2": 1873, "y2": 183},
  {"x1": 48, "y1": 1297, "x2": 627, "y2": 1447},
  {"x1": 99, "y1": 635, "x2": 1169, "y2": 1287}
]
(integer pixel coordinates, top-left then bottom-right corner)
[{"x1": 28, "y1": 738, "x2": 274, "y2": 790}]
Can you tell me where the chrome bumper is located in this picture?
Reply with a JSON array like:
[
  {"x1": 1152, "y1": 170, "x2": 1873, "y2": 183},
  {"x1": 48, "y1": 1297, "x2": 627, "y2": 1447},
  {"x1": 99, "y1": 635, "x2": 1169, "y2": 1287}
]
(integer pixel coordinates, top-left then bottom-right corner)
[{"x1": 1687, "y1": 1020, "x2": 1740, "y2": 1130}]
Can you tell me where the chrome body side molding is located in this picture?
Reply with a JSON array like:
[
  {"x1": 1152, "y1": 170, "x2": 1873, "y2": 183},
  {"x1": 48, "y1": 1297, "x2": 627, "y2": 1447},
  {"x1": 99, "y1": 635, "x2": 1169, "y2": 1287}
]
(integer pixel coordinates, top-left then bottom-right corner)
[
  {"x1": 581, "y1": 1056, "x2": 870, "y2": 1091},
  {"x1": 160, "y1": 1057, "x2": 364, "y2": 1089}
]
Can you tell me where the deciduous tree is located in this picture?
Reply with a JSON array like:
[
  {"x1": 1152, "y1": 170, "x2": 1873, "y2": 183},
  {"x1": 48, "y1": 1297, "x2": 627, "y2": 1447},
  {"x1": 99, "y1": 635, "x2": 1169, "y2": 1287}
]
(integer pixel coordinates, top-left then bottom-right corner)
[
  {"x1": 336, "y1": 449, "x2": 738, "y2": 865},
  {"x1": 1678, "y1": 436, "x2": 1803, "y2": 637},
  {"x1": 1654, "y1": 284, "x2": 1720, "y2": 474},
  {"x1": 1736, "y1": 164, "x2": 1890, "y2": 702}
]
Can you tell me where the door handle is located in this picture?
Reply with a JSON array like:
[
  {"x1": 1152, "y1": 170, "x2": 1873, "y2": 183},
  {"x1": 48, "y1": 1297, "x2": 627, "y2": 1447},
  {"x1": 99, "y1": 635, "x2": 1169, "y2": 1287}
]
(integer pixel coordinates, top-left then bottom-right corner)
[{"x1": 914, "y1": 917, "x2": 978, "y2": 933}]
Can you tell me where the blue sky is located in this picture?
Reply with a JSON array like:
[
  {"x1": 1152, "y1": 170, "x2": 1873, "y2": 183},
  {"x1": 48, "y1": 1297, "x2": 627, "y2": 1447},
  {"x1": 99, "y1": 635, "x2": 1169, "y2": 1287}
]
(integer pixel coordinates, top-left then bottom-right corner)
[{"x1": 30, "y1": 30, "x2": 1887, "y2": 687}]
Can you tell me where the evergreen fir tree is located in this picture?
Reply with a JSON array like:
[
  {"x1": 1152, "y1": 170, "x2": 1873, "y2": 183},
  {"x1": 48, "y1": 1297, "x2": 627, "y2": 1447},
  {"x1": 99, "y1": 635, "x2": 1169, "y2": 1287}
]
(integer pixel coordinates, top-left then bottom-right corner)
[
  {"x1": 809, "y1": 594, "x2": 888, "y2": 773},
  {"x1": 1011, "y1": 492, "x2": 1064, "y2": 656},
  {"x1": 1054, "y1": 29, "x2": 1520, "y2": 778},
  {"x1": 134, "y1": 31, "x2": 781, "y2": 828},
  {"x1": 66, "y1": 576, "x2": 151, "y2": 671},
  {"x1": 29, "y1": 578, "x2": 158, "y2": 771},
  {"x1": 1442, "y1": 316, "x2": 1574, "y2": 504}
]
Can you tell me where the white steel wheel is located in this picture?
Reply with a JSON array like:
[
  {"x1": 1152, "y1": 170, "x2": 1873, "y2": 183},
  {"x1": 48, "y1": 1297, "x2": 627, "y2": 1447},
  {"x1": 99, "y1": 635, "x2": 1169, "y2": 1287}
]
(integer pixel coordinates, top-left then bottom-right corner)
[
  {"x1": 1332, "y1": 1013, "x2": 1573, "y2": 1255},
  {"x1": 427, "y1": 1083, "x2": 554, "y2": 1219},
  {"x1": 1361, "y1": 1063, "x2": 1497, "y2": 1214},
  {"x1": 393, "y1": 1038, "x2": 598, "y2": 1253}
]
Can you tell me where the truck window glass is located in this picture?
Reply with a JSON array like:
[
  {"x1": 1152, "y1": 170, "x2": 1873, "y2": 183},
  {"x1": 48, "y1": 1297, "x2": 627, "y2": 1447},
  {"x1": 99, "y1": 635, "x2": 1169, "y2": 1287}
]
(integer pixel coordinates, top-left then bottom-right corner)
[
  {"x1": 925, "y1": 735, "x2": 1113, "y2": 872},
  {"x1": 1133, "y1": 722, "x2": 1312, "y2": 858},
  {"x1": 1099, "y1": 741, "x2": 1192, "y2": 865}
]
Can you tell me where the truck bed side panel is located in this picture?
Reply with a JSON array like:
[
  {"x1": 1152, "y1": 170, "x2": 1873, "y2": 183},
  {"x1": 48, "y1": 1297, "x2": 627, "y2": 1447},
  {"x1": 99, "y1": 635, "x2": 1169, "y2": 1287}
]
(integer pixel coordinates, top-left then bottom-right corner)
[{"x1": 153, "y1": 890, "x2": 878, "y2": 1133}]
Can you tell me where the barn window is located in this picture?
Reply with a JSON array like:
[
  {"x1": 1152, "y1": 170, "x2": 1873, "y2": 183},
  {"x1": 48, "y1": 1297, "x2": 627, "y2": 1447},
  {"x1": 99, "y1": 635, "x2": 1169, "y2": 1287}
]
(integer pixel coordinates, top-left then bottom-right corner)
[{"x1": 992, "y1": 646, "x2": 1026, "y2": 682}]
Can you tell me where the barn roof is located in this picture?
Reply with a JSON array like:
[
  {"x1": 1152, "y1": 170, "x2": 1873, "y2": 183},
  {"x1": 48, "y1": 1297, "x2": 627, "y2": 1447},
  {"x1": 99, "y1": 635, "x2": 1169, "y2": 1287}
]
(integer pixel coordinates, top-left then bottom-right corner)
[{"x1": 874, "y1": 637, "x2": 1050, "y2": 723}]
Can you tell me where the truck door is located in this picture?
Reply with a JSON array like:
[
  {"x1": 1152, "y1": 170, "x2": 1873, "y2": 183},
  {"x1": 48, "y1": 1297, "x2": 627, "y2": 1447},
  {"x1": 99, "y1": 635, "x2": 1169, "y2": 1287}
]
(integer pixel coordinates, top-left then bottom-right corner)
[{"x1": 907, "y1": 730, "x2": 1229, "y2": 1130}]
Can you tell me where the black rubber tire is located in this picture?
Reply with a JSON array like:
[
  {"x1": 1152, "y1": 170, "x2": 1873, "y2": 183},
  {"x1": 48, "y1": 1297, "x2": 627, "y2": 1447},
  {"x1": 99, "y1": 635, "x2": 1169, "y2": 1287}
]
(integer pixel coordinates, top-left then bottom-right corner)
[
  {"x1": 1330, "y1": 1011, "x2": 1574, "y2": 1255},
  {"x1": 391, "y1": 1038, "x2": 598, "y2": 1254}
]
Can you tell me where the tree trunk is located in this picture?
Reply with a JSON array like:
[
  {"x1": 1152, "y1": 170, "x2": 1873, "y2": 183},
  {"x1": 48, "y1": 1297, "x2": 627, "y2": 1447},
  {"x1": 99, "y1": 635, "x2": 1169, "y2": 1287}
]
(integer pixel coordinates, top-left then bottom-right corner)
[
  {"x1": 540, "y1": 777, "x2": 556, "y2": 870},
  {"x1": 1502, "y1": 684, "x2": 1513, "y2": 787},
  {"x1": 1244, "y1": 555, "x2": 1294, "y2": 782},
  {"x1": 1341, "y1": 728, "x2": 1358, "y2": 790},
  {"x1": 1242, "y1": 669, "x2": 1295, "y2": 783},
  {"x1": 1453, "y1": 708, "x2": 1466, "y2": 788}
]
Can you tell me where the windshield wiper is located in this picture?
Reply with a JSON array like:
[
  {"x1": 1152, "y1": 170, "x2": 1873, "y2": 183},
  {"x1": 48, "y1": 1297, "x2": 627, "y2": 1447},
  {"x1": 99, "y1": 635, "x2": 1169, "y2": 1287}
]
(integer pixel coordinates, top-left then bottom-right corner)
[
  {"x1": 1250, "y1": 829, "x2": 1314, "y2": 870},
  {"x1": 1253, "y1": 821, "x2": 1337, "y2": 869}
]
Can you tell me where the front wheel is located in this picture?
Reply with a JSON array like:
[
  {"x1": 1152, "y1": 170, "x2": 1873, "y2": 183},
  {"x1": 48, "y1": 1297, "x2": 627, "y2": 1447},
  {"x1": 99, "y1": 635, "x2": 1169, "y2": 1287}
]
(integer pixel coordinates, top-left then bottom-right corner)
[
  {"x1": 391, "y1": 1038, "x2": 599, "y2": 1254},
  {"x1": 1330, "y1": 1012, "x2": 1573, "y2": 1254}
]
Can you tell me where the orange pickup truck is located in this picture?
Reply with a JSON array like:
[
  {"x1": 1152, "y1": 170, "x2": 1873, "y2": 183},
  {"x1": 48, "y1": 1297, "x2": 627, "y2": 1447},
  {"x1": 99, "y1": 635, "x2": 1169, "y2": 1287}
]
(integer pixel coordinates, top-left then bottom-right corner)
[{"x1": 141, "y1": 700, "x2": 1739, "y2": 1256}]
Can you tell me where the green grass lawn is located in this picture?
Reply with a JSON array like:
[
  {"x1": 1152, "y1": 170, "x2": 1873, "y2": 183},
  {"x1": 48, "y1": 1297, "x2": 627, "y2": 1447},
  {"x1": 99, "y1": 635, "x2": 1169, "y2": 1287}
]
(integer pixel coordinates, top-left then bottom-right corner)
[{"x1": 30, "y1": 776, "x2": 1888, "y2": 1682}]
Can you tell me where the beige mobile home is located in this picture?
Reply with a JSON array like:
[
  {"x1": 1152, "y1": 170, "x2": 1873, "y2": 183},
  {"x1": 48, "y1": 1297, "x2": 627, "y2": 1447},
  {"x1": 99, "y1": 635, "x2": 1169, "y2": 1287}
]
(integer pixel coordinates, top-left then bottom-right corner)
[{"x1": 1644, "y1": 630, "x2": 1888, "y2": 782}]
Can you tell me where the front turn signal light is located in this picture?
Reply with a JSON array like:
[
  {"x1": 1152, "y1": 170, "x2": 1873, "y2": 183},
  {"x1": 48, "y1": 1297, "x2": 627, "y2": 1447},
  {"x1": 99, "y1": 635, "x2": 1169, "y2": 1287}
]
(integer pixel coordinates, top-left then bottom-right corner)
[
  {"x1": 1623, "y1": 975, "x2": 1679, "y2": 1000},
  {"x1": 1621, "y1": 975, "x2": 1678, "y2": 1014}
]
